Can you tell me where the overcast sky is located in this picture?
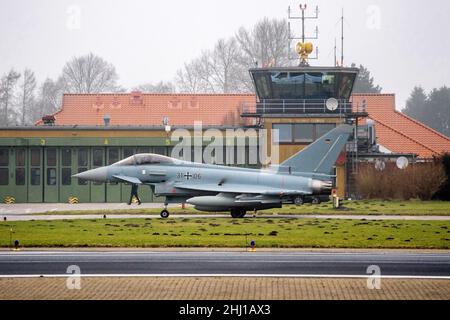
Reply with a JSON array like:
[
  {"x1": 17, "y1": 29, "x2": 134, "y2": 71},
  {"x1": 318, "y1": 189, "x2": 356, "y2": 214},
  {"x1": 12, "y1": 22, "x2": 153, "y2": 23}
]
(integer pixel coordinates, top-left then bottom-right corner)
[{"x1": 1, "y1": 0, "x2": 449, "y2": 109}]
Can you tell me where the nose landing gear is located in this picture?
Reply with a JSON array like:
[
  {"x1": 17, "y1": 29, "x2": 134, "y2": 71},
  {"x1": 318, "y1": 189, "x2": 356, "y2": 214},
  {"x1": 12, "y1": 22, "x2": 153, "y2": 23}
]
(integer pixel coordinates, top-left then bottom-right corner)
[{"x1": 160, "y1": 203, "x2": 170, "y2": 218}]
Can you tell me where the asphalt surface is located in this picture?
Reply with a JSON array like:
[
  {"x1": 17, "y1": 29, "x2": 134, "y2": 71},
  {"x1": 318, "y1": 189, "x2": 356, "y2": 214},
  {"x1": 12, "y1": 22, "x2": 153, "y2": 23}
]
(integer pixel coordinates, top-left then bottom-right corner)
[{"x1": 0, "y1": 251, "x2": 449, "y2": 278}]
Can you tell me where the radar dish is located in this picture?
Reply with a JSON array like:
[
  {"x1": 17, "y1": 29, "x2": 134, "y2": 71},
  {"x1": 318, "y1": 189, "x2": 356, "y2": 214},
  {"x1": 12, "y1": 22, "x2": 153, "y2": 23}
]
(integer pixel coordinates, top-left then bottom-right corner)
[
  {"x1": 326, "y1": 98, "x2": 339, "y2": 111},
  {"x1": 396, "y1": 157, "x2": 409, "y2": 170}
]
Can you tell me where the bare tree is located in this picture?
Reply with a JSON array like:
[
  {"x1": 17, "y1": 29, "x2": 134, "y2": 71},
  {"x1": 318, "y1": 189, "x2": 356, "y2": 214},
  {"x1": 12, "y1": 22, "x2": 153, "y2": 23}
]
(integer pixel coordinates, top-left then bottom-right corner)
[
  {"x1": 176, "y1": 38, "x2": 248, "y2": 93},
  {"x1": 133, "y1": 81, "x2": 175, "y2": 93},
  {"x1": 175, "y1": 17, "x2": 290, "y2": 93},
  {"x1": 60, "y1": 53, "x2": 120, "y2": 93},
  {"x1": 208, "y1": 38, "x2": 245, "y2": 93},
  {"x1": 32, "y1": 78, "x2": 64, "y2": 123},
  {"x1": 0, "y1": 69, "x2": 21, "y2": 126},
  {"x1": 176, "y1": 58, "x2": 209, "y2": 93},
  {"x1": 19, "y1": 69, "x2": 37, "y2": 125},
  {"x1": 235, "y1": 17, "x2": 290, "y2": 68}
]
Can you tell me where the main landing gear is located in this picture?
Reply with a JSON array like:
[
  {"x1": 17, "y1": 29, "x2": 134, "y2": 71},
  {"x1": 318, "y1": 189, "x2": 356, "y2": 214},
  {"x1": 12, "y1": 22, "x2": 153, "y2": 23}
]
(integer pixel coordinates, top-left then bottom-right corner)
[
  {"x1": 160, "y1": 203, "x2": 170, "y2": 218},
  {"x1": 230, "y1": 208, "x2": 246, "y2": 218},
  {"x1": 294, "y1": 196, "x2": 304, "y2": 206}
]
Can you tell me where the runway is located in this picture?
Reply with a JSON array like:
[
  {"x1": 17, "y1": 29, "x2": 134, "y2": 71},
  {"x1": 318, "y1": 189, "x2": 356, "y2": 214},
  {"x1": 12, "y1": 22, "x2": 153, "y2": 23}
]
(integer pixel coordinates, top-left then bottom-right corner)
[{"x1": 1, "y1": 251, "x2": 449, "y2": 278}]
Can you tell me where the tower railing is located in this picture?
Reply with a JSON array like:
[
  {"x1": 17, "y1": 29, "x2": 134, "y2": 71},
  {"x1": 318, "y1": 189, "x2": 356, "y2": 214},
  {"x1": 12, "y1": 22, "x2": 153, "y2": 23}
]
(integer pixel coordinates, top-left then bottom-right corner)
[{"x1": 241, "y1": 98, "x2": 353, "y2": 116}]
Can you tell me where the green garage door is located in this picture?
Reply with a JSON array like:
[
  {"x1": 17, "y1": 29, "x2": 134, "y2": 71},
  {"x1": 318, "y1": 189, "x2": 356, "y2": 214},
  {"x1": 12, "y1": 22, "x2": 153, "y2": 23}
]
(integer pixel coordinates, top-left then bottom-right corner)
[
  {"x1": 44, "y1": 148, "x2": 58, "y2": 202},
  {"x1": 90, "y1": 147, "x2": 105, "y2": 202},
  {"x1": 106, "y1": 147, "x2": 121, "y2": 202},
  {"x1": 12, "y1": 148, "x2": 27, "y2": 203},
  {"x1": 0, "y1": 148, "x2": 13, "y2": 202},
  {"x1": 74, "y1": 147, "x2": 91, "y2": 202},
  {"x1": 28, "y1": 147, "x2": 43, "y2": 202},
  {"x1": 59, "y1": 147, "x2": 73, "y2": 203}
]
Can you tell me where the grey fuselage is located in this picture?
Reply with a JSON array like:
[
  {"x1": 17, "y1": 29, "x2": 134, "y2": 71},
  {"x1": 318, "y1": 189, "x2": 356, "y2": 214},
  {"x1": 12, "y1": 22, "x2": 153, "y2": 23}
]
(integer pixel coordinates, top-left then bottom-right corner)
[{"x1": 79, "y1": 158, "x2": 330, "y2": 212}]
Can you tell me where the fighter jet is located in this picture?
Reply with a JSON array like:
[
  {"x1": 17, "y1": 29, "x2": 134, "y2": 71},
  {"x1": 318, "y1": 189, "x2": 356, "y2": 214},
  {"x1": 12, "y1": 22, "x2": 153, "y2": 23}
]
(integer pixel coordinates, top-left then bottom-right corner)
[{"x1": 74, "y1": 124, "x2": 353, "y2": 218}]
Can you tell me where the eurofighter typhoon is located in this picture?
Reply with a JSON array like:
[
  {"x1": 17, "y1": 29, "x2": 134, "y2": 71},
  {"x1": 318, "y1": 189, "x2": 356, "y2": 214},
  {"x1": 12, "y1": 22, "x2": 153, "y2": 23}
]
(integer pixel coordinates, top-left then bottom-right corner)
[{"x1": 74, "y1": 124, "x2": 353, "y2": 218}]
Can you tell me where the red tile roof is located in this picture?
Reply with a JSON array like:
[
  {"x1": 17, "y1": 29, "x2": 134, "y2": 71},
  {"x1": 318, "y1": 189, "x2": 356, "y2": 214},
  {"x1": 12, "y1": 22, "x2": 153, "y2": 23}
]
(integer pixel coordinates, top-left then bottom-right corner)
[
  {"x1": 37, "y1": 93, "x2": 255, "y2": 127},
  {"x1": 37, "y1": 92, "x2": 450, "y2": 158},
  {"x1": 352, "y1": 94, "x2": 450, "y2": 158}
]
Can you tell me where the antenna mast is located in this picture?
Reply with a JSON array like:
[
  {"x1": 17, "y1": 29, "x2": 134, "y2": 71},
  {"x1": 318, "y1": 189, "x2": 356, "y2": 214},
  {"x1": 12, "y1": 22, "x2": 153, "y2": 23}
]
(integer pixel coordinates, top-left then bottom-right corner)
[
  {"x1": 341, "y1": 8, "x2": 344, "y2": 67},
  {"x1": 334, "y1": 38, "x2": 337, "y2": 67},
  {"x1": 288, "y1": 4, "x2": 319, "y2": 66}
]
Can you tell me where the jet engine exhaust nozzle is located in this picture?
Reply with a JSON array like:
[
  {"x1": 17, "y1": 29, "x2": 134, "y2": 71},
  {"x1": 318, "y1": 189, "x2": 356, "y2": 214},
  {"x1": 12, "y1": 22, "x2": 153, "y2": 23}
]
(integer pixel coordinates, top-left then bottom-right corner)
[{"x1": 310, "y1": 179, "x2": 333, "y2": 193}]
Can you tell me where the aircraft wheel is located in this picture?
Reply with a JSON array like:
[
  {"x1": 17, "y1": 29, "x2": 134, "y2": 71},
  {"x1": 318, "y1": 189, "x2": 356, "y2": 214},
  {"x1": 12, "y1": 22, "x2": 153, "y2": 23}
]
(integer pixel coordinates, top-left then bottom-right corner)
[
  {"x1": 160, "y1": 209, "x2": 170, "y2": 218},
  {"x1": 231, "y1": 208, "x2": 246, "y2": 218},
  {"x1": 238, "y1": 210, "x2": 247, "y2": 218},
  {"x1": 312, "y1": 197, "x2": 321, "y2": 205},
  {"x1": 294, "y1": 196, "x2": 304, "y2": 206},
  {"x1": 231, "y1": 209, "x2": 240, "y2": 218}
]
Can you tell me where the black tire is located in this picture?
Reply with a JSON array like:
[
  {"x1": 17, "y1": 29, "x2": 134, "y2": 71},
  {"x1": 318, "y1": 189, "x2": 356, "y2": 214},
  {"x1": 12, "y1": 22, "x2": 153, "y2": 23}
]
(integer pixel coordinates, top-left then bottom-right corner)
[
  {"x1": 160, "y1": 209, "x2": 169, "y2": 218},
  {"x1": 312, "y1": 197, "x2": 321, "y2": 205},
  {"x1": 294, "y1": 196, "x2": 304, "y2": 206},
  {"x1": 231, "y1": 208, "x2": 246, "y2": 218}
]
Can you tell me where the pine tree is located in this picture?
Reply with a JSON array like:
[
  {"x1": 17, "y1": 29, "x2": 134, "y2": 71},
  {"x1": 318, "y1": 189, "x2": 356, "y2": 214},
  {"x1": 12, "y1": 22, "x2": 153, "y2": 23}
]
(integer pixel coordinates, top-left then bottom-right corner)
[
  {"x1": 351, "y1": 64, "x2": 382, "y2": 94},
  {"x1": 403, "y1": 86, "x2": 428, "y2": 121}
]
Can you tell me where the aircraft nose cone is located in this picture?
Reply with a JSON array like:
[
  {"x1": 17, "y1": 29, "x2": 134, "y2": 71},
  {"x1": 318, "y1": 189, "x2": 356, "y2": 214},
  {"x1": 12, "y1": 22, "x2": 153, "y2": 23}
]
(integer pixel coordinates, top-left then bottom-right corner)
[{"x1": 73, "y1": 167, "x2": 107, "y2": 182}]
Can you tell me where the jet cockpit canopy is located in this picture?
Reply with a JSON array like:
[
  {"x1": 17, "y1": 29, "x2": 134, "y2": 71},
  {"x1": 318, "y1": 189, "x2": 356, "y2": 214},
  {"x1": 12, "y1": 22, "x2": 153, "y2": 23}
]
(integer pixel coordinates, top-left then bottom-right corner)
[{"x1": 113, "y1": 153, "x2": 174, "y2": 166}]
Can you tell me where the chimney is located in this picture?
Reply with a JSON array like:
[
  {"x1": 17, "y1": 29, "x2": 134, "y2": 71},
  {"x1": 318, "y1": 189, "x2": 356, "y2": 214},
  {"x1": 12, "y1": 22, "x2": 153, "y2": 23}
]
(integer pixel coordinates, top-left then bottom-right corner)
[
  {"x1": 103, "y1": 114, "x2": 111, "y2": 126},
  {"x1": 41, "y1": 115, "x2": 55, "y2": 126}
]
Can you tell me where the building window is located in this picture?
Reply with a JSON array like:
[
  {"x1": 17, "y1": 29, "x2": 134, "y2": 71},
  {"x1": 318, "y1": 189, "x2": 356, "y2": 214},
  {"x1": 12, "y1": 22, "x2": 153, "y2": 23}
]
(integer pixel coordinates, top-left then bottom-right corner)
[
  {"x1": 30, "y1": 168, "x2": 41, "y2": 186},
  {"x1": 136, "y1": 147, "x2": 150, "y2": 154},
  {"x1": 78, "y1": 148, "x2": 88, "y2": 167},
  {"x1": 123, "y1": 147, "x2": 135, "y2": 158},
  {"x1": 273, "y1": 123, "x2": 337, "y2": 144},
  {"x1": 30, "y1": 148, "x2": 40, "y2": 166},
  {"x1": 46, "y1": 168, "x2": 57, "y2": 186},
  {"x1": 62, "y1": 148, "x2": 72, "y2": 167},
  {"x1": 46, "y1": 148, "x2": 57, "y2": 166},
  {"x1": 154, "y1": 147, "x2": 167, "y2": 156},
  {"x1": 0, "y1": 168, "x2": 8, "y2": 185},
  {"x1": 15, "y1": 168, "x2": 25, "y2": 185},
  {"x1": 62, "y1": 168, "x2": 71, "y2": 186},
  {"x1": 254, "y1": 73, "x2": 271, "y2": 100},
  {"x1": 93, "y1": 148, "x2": 103, "y2": 167},
  {"x1": 316, "y1": 123, "x2": 336, "y2": 139},
  {"x1": 272, "y1": 124, "x2": 292, "y2": 143},
  {"x1": 77, "y1": 168, "x2": 88, "y2": 185},
  {"x1": 16, "y1": 149, "x2": 25, "y2": 166},
  {"x1": 0, "y1": 148, "x2": 8, "y2": 166},
  {"x1": 108, "y1": 148, "x2": 119, "y2": 165},
  {"x1": 294, "y1": 124, "x2": 314, "y2": 143}
]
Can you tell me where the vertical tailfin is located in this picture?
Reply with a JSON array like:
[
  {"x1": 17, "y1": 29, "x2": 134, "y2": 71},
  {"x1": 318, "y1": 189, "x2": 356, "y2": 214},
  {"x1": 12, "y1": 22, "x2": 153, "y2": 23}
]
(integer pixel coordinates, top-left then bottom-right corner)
[{"x1": 280, "y1": 124, "x2": 353, "y2": 175}]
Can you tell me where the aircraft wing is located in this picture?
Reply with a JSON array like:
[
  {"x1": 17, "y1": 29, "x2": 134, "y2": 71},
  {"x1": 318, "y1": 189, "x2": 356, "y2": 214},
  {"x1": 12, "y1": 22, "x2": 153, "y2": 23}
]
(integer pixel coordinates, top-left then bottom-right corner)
[
  {"x1": 112, "y1": 175, "x2": 143, "y2": 184},
  {"x1": 174, "y1": 183, "x2": 309, "y2": 196}
]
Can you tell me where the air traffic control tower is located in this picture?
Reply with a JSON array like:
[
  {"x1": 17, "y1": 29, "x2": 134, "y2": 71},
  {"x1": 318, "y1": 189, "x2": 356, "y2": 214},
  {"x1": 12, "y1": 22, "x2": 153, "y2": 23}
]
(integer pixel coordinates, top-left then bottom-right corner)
[{"x1": 241, "y1": 4, "x2": 368, "y2": 197}]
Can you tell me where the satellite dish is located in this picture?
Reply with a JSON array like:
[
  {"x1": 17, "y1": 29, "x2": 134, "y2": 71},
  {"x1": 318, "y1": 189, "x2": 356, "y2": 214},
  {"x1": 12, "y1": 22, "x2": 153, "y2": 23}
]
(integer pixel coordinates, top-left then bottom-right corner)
[
  {"x1": 396, "y1": 157, "x2": 409, "y2": 170},
  {"x1": 326, "y1": 98, "x2": 339, "y2": 111},
  {"x1": 374, "y1": 159, "x2": 385, "y2": 171}
]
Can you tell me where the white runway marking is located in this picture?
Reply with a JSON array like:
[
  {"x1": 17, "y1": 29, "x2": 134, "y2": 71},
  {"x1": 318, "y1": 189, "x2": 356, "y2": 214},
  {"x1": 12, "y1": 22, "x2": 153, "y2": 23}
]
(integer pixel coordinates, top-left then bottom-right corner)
[{"x1": 1, "y1": 273, "x2": 449, "y2": 280}]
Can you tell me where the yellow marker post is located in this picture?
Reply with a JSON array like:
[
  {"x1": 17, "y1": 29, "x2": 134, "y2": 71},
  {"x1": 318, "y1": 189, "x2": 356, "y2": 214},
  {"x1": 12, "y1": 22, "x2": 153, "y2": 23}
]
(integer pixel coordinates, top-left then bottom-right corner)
[{"x1": 250, "y1": 240, "x2": 256, "y2": 252}]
